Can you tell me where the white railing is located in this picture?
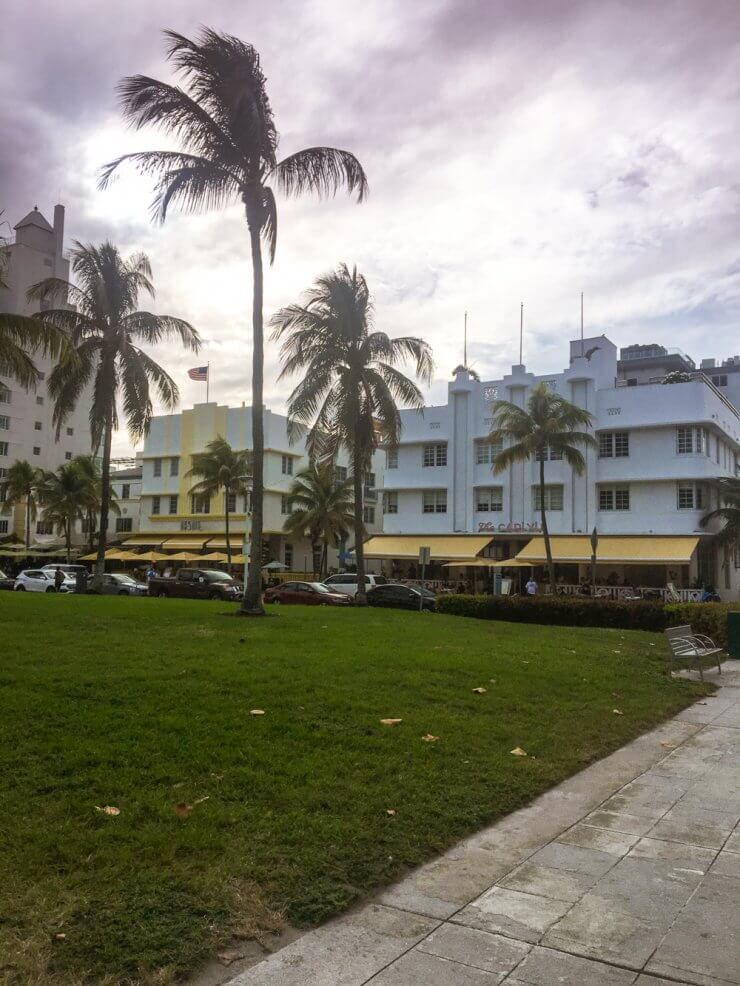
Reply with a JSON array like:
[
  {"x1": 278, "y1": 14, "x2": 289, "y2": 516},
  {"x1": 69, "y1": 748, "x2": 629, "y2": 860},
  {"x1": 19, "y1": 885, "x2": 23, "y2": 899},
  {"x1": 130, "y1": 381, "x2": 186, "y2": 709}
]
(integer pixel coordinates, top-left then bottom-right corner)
[{"x1": 548, "y1": 583, "x2": 703, "y2": 603}]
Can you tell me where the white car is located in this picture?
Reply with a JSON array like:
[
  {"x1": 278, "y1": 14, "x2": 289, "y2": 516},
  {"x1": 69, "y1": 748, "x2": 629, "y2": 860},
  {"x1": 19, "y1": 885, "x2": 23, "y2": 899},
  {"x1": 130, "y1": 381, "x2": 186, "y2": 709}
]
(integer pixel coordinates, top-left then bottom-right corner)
[
  {"x1": 322, "y1": 573, "x2": 388, "y2": 597},
  {"x1": 14, "y1": 569, "x2": 76, "y2": 593}
]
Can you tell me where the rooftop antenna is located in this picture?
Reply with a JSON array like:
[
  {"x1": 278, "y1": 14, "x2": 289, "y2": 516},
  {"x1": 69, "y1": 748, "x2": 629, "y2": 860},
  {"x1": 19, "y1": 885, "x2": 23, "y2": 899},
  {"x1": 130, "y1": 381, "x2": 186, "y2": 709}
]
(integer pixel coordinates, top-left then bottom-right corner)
[
  {"x1": 464, "y1": 311, "x2": 468, "y2": 367},
  {"x1": 519, "y1": 302, "x2": 524, "y2": 365},
  {"x1": 580, "y1": 291, "x2": 584, "y2": 357}
]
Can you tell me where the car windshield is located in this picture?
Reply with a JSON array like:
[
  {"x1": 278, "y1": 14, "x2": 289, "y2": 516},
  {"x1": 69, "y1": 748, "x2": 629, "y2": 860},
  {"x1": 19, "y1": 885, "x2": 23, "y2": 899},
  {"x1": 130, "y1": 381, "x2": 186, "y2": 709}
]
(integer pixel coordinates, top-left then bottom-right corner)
[
  {"x1": 417, "y1": 586, "x2": 436, "y2": 598},
  {"x1": 0, "y1": 570, "x2": 7, "y2": 579},
  {"x1": 113, "y1": 575, "x2": 138, "y2": 584},
  {"x1": 204, "y1": 571, "x2": 234, "y2": 583},
  {"x1": 310, "y1": 583, "x2": 334, "y2": 593}
]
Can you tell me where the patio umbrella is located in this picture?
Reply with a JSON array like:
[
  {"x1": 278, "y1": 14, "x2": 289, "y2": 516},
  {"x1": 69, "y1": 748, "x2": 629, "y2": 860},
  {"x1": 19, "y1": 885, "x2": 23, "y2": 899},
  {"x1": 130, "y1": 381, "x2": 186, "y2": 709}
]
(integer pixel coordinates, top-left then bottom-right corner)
[
  {"x1": 231, "y1": 553, "x2": 248, "y2": 565},
  {"x1": 131, "y1": 551, "x2": 170, "y2": 563},
  {"x1": 200, "y1": 551, "x2": 228, "y2": 562},
  {"x1": 166, "y1": 552, "x2": 202, "y2": 562},
  {"x1": 79, "y1": 548, "x2": 126, "y2": 561},
  {"x1": 262, "y1": 560, "x2": 288, "y2": 570}
]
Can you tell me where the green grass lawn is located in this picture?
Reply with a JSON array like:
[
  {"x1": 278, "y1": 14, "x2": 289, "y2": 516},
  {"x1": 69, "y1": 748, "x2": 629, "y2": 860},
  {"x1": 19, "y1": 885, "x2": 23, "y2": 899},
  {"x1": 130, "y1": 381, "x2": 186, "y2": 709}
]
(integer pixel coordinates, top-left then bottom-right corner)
[{"x1": 0, "y1": 594, "x2": 710, "y2": 984}]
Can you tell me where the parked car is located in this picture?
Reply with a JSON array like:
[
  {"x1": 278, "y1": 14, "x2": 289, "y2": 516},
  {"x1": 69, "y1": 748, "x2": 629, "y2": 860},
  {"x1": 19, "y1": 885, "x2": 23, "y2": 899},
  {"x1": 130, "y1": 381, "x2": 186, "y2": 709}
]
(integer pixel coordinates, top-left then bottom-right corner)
[
  {"x1": 322, "y1": 573, "x2": 387, "y2": 597},
  {"x1": 148, "y1": 568, "x2": 243, "y2": 600},
  {"x1": 366, "y1": 582, "x2": 437, "y2": 612},
  {"x1": 14, "y1": 569, "x2": 76, "y2": 593},
  {"x1": 90, "y1": 573, "x2": 149, "y2": 596},
  {"x1": 40, "y1": 564, "x2": 89, "y2": 579},
  {"x1": 264, "y1": 580, "x2": 353, "y2": 606},
  {"x1": 0, "y1": 569, "x2": 15, "y2": 590}
]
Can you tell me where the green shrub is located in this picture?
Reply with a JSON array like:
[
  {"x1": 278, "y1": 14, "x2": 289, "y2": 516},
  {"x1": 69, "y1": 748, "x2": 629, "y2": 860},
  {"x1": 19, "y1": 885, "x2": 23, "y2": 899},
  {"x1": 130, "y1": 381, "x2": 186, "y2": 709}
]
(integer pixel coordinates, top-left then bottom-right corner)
[{"x1": 436, "y1": 593, "x2": 738, "y2": 646}]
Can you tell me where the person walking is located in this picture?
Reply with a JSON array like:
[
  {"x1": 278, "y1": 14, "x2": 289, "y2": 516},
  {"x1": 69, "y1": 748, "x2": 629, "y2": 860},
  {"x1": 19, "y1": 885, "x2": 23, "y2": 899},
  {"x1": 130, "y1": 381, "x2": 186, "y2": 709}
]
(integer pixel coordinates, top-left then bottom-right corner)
[
  {"x1": 54, "y1": 567, "x2": 65, "y2": 593},
  {"x1": 146, "y1": 565, "x2": 157, "y2": 582},
  {"x1": 525, "y1": 575, "x2": 538, "y2": 597}
]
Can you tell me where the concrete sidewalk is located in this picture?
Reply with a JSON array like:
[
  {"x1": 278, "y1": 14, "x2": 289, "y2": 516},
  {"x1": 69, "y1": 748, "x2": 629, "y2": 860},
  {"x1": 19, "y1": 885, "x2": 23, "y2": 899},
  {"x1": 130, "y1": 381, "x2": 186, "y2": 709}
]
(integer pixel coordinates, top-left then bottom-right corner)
[{"x1": 230, "y1": 661, "x2": 740, "y2": 986}]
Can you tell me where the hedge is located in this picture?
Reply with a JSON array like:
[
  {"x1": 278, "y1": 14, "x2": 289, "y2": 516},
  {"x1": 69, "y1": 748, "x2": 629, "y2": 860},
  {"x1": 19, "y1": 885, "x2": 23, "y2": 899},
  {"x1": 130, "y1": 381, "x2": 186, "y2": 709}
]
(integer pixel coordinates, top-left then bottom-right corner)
[{"x1": 436, "y1": 593, "x2": 738, "y2": 648}]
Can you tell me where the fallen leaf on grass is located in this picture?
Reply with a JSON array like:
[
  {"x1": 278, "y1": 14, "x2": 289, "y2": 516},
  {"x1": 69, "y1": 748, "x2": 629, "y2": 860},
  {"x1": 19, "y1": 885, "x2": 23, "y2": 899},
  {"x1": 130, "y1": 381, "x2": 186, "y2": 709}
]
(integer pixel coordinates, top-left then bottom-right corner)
[
  {"x1": 52, "y1": 933, "x2": 66, "y2": 942},
  {"x1": 421, "y1": 734, "x2": 439, "y2": 743},
  {"x1": 218, "y1": 948, "x2": 249, "y2": 966},
  {"x1": 613, "y1": 709, "x2": 624, "y2": 716},
  {"x1": 510, "y1": 747, "x2": 527, "y2": 757},
  {"x1": 250, "y1": 709, "x2": 266, "y2": 716},
  {"x1": 385, "y1": 808, "x2": 396, "y2": 816},
  {"x1": 612, "y1": 691, "x2": 622, "y2": 698},
  {"x1": 173, "y1": 795, "x2": 210, "y2": 818},
  {"x1": 489, "y1": 678, "x2": 496, "y2": 684},
  {"x1": 472, "y1": 687, "x2": 487, "y2": 694},
  {"x1": 94, "y1": 805, "x2": 120, "y2": 816},
  {"x1": 210, "y1": 772, "x2": 224, "y2": 781},
  {"x1": 380, "y1": 718, "x2": 403, "y2": 726}
]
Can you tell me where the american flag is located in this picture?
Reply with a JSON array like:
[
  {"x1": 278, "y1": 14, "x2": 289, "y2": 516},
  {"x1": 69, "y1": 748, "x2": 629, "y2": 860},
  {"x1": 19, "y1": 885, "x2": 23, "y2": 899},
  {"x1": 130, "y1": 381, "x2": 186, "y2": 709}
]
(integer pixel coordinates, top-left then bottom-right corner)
[{"x1": 188, "y1": 366, "x2": 208, "y2": 382}]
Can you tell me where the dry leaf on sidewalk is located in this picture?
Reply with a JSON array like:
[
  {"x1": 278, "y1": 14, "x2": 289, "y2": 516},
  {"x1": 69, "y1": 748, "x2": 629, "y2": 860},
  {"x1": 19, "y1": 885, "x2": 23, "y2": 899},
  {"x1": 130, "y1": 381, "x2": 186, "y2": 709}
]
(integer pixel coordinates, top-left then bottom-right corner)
[
  {"x1": 510, "y1": 747, "x2": 527, "y2": 756},
  {"x1": 94, "y1": 805, "x2": 120, "y2": 816},
  {"x1": 380, "y1": 718, "x2": 402, "y2": 725},
  {"x1": 421, "y1": 734, "x2": 439, "y2": 743},
  {"x1": 472, "y1": 686, "x2": 487, "y2": 694}
]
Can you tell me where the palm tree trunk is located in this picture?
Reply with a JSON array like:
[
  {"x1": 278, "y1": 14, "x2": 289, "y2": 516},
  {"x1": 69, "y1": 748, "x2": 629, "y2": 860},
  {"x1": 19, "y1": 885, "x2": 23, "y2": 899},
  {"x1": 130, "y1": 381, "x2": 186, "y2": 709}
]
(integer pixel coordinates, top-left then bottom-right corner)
[
  {"x1": 25, "y1": 494, "x2": 31, "y2": 550},
  {"x1": 241, "y1": 207, "x2": 265, "y2": 615},
  {"x1": 65, "y1": 519, "x2": 71, "y2": 565},
  {"x1": 539, "y1": 456, "x2": 555, "y2": 594},
  {"x1": 322, "y1": 539, "x2": 328, "y2": 579},
  {"x1": 92, "y1": 410, "x2": 113, "y2": 591},
  {"x1": 352, "y1": 445, "x2": 367, "y2": 606},
  {"x1": 225, "y1": 493, "x2": 231, "y2": 569},
  {"x1": 87, "y1": 509, "x2": 95, "y2": 553}
]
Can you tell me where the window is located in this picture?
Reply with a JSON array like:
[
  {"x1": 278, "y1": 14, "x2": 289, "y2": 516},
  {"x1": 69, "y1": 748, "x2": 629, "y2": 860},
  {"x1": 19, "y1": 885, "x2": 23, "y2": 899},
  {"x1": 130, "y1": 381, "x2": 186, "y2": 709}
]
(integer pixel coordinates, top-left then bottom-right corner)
[
  {"x1": 334, "y1": 464, "x2": 348, "y2": 482},
  {"x1": 367, "y1": 472, "x2": 376, "y2": 489},
  {"x1": 422, "y1": 489, "x2": 447, "y2": 513},
  {"x1": 168, "y1": 495, "x2": 178, "y2": 515},
  {"x1": 284, "y1": 543, "x2": 293, "y2": 568},
  {"x1": 281, "y1": 494, "x2": 292, "y2": 515},
  {"x1": 599, "y1": 486, "x2": 630, "y2": 511},
  {"x1": 0, "y1": 442, "x2": 8, "y2": 456},
  {"x1": 0, "y1": 520, "x2": 9, "y2": 534},
  {"x1": 386, "y1": 449, "x2": 398, "y2": 469},
  {"x1": 36, "y1": 396, "x2": 44, "y2": 406},
  {"x1": 535, "y1": 446, "x2": 563, "y2": 462},
  {"x1": 64, "y1": 452, "x2": 72, "y2": 461},
  {"x1": 153, "y1": 457, "x2": 162, "y2": 477},
  {"x1": 0, "y1": 416, "x2": 8, "y2": 430},
  {"x1": 712, "y1": 374, "x2": 728, "y2": 387},
  {"x1": 0, "y1": 389, "x2": 10, "y2": 404},
  {"x1": 476, "y1": 487, "x2": 503, "y2": 512},
  {"x1": 226, "y1": 493, "x2": 237, "y2": 512},
  {"x1": 533, "y1": 485, "x2": 564, "y2": 511},
  {"x1": 115, "y1": 517, "x2": 133, "y2": 533},
  {"x1": 0, "y1": 468, "x2": 7, "y2": 479},
  {"x1": 36, "y1": 521, "x2": 54, "y2": 535},
  {"x1": 677, "y1": 483, "x2": 706, "y2": 510},
  {"x1": 735, "y1": 547, "x2": 740, "y2": 571},
  {"x1": 152, "y1": 495, "x2": 161, "y2": 515},
  {"x1": 281, "y1": 455, "x2": 293, "y2": 475},
  {"x1": 599, "y1": 432, "x2": 629, "y2": 458},
  {"x1": 423, "y1": 443, "x2": 447, "y2": 467},
  {"x1": 34, "y1": 421, "x2": 42, "y2": 431},
  {"x1": 32, "y1": 446, "x2": 40, "y2": 456},
  {"x1": 66, "y1": 427, "x2": 74, "y2": 436},
  {"x1": 121, "y1": 484, "x2": 130, "y2": 500},
  {"x1": 363, "y1": 506, "x2": 375, "y2": 524},
  {"x1": 192, "y1": 494, "x2": 210, "y2": 514},
  {"x1": 170, "y1": 457, "x2": 179, "y2": 476},
  {"x1": 475, "y1": 440, "x2": 502, "y2": 465},
  {"x1": 383, "y1": 491, "x2": 398, "y2": 514},
  {"x1": 677, "y1": 427, "x2": 707, "y2": 455}
]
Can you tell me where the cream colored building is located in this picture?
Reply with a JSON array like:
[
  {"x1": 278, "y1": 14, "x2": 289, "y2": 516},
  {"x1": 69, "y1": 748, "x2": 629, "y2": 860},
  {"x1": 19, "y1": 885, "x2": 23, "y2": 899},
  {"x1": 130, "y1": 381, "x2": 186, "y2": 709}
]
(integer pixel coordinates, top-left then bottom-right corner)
[
  {"x1": 0, "y1": 205, "x2": 93, "y2": 543},
  {"x1": 127, "y1": 402, "x2": 383, "y2": 572}
]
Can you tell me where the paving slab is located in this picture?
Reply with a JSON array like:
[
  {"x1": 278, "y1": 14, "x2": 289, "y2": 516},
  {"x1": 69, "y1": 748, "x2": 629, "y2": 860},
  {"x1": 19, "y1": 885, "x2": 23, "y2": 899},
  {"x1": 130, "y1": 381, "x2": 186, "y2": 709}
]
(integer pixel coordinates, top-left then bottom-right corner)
[
  {"x1": 708, "y1": 849, "x2": 740, "y2": 878},
  {"x1": 627, "y1": 836, "x2": 716, "y2": 872},
  {"x1": 416, "y1": 923, "x2": 530, "y2": 977},
  {"x1": 583, "y1": 809, "x2": 657, "y2": 837},
  {"x1": 367, "y1": 948, "x2": 501, "y2": 984},
  {"x1": 556, "y1": 823, "x2": 640, "y2": 856},
  {"x1": 724, "y1": 828, "x2": 740, "y2": 853},
  {"x1": 498, "y1": 860, "x2": 598, "y2": 902},
  {"x1": 526, "y1": 841, "x2": 618, "y2": 878},
  {"x1": 454, "y1": 886, "x2": 572, "y2": 943},
  {"x1": 507, "y1": 945, "x2": 638, "y2": 984},
  {"x1": 647, "y1": 803, "x2": 738, "y2": 850}
]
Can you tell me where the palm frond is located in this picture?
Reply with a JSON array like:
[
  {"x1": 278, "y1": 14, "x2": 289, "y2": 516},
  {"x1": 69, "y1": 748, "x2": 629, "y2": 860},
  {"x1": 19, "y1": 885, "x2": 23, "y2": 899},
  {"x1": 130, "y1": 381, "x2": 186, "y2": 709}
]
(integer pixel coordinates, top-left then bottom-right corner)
[{"x1": 272, "y1": 146, "x2": 368, "y2": 202}]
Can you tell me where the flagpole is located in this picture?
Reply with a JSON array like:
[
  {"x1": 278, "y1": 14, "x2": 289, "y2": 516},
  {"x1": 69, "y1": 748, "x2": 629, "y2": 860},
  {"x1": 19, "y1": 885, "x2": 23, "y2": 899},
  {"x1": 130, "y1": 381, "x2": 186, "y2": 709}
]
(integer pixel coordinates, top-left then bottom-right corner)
[{"x1": 206, "y1": 362, "x2": 210, "y2": 404}]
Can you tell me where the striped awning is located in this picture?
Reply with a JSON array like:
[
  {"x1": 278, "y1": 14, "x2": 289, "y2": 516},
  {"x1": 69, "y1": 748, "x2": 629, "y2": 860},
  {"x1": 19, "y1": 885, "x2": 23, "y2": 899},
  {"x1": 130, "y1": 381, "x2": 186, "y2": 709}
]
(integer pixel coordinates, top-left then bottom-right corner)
[
  {"x1": 363, "y1": 534, "x2": 495, "y2": 560},
  {"x1": 160, "y1": 537, "x2": 209, "y2": 551},
  {"x1": 122, "y1": 535, "x2": 164, "y2": 547},
  {"x1": 515, "y1": 535, "x2": 700, "y2": 565}
]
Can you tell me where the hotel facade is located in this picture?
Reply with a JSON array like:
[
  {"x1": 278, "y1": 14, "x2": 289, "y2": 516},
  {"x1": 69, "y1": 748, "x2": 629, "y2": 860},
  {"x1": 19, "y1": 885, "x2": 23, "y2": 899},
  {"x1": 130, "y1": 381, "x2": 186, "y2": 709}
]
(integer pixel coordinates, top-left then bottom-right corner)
[{"x1": 369, "y1": 336, "x2": 740, "y2": 600}]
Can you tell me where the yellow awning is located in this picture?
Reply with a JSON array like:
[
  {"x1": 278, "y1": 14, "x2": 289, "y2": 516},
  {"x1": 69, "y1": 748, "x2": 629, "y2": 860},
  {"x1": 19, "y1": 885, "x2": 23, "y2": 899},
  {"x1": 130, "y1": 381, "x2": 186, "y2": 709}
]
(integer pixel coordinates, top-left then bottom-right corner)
[
  {"x1": 204, "y1": 536, "x2": 243, "y2": 550},
  {"x1": 123, "y1": 535, "x2": 164, "y2": 547},
  {"x1": 160, "y1": 537, "x2": 209, "y2": 551},
  {"x1": 363, "y1": 534, "x2": 495, "y2": 560},
  {"x1": 487, "y1": 558, "x2": 533, "y2": 568},
  {"x1": 515, "y1": 535, "x2": 700, "y2": 565},
  {"x1": 442, "y1": 558, "x2": 499, "y2": 568}
]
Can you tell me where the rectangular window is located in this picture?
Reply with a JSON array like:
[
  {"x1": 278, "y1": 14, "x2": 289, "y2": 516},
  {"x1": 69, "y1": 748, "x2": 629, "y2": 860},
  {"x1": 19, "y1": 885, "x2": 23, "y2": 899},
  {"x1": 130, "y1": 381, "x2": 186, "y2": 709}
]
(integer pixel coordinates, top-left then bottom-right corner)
[
  {"x1": 168, "y1": 495, "x2": 178, "y2": 515},
  {"x1": 36, "y1": 396, "x2": 44, "y2": 406},
  {"x1": 36, "y1": 521, "x2": 54, "y2": 535},
  {"x1": 712, "y1": 374, "x2": 728, "y2": 387},
  {"x1": 0, "y1": 389, "x2": 10, "y2": 404},
  {"x1": 677, "y1": 484, "x2": 694, "y2": 509},
  {"x1": 32, "y1": 446, "x2": 40, "y2": 456},
  {"x1": 281, "y1": 455, "x2": 293, "y2": 475},
  {"x1": 475, "y1": 440, "x2": 503, "y2": 465},
  {"x1": 64, "y1": 452, "x2": 72, "y2": 461},
  {"x1": 192, "y1": 494, "x2": 210, "y2": 514},
  {"x1": 363, "y1": 506, "x2": 375, "y2": 524},
  {"x1": 423, "y1": 443, "x2": 447, "y2": 467},
  {"x1": 121, "y1": 484, "x2": 130, "y2": 500},
  {"x1": 599, "y1": 486, "x2": 630, "y2": 511},
  {"x1": 334, "y1": 465, "x2": 348, "y2": 482},
  {"x1": 599, "y1": 432, "x2": 629, "y2": 458},
  {"x1": 0, "y1": 442, "x2": 8, "y2": 456},
  {"x1": 383, "y1": 491, "x2": 398, "y2": 514},
  {"x1": 66, "y1": 426, "x2": 74, "y2": 436},
  {"x1": 170, "y1": 457, "x2": 179, "y2": 476},
  {"x1": 0, "y1": 520, "x2": 8, "y2": 534},
  {"x1": 367, "y1": 471, "x2": 376, "y2": 488},
  {"x1": 475, "y1": 486, "x2": 504, "y2": 512},
  {"x1": 0, "y1": 416, "x2": 8, "y2": 430},
  {"x1": 533, "y1": 485, "x2": 564, "y2": 511},
  {"x1": 152, "y1": 495, "x2": 161, "y2": 515},
  {"x1": 115, "y1": 517, "x2": 133, "y2": 533},
  {"x1": 735, "y1": 547, "x2": 740, "y2": 570},
  {"x1": 281, "y1": 494, "x2": 291, "y2": 515},
  {"x1": 677, "y1": 427, "x2": 707, "y2": 455},
  {"x1": 153, "y1": 457, "x2": 162, "y2": 477},
  {"x1": 284, "y1": 543, "x2": 293, "y2": 568},
  {"x1": 422, "y1": 489, "x2": 447, "y2": 513},
  {"x1": 226, "y1": 493, "x2": 237, "y2": 512},
  {"x1": 386, "y1": 449, "x2": 398, "y2": 469},
  {"x1": 0, "y1": 468, "x2": 7, "y2": 479},
  {"x1": 34, "y1": 421, "x2": 42, "y2": 431}
]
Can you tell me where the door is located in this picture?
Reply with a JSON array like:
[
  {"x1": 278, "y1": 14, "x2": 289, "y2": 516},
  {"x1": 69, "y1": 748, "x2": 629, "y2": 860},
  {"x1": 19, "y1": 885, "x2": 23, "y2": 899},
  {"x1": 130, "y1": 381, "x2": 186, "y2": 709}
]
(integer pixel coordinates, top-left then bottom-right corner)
[{"x1": 297, "y1": 584, "x2": 321, "y2": 605}]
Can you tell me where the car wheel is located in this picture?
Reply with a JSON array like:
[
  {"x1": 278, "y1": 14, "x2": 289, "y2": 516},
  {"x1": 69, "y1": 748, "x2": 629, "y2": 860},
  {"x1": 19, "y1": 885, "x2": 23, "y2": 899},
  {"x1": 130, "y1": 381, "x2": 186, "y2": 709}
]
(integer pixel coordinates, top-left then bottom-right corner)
[
  {"x1": 45, "y1": 586, "x2": 56, "y2": 593},
  {"x1": 15, "y1": 585, "x2": 25, "y2": 591},
  {"x1": 209, "y1": 591, "x2": 221, "y2": 601},
  {"x1": 119, "y1": 590, "x2": 129, "y2": 596}
]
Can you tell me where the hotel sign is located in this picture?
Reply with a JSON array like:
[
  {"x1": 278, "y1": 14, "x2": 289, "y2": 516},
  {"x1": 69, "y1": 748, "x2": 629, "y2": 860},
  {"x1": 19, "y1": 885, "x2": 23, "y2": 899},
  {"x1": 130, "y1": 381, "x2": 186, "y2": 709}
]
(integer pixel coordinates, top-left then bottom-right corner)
[
  {"x1": 478, "y1": 521, "x2": 541, "y2": 533},
  {"x1": 180, "y1": 520, "x2": 203, "y2": 531}
]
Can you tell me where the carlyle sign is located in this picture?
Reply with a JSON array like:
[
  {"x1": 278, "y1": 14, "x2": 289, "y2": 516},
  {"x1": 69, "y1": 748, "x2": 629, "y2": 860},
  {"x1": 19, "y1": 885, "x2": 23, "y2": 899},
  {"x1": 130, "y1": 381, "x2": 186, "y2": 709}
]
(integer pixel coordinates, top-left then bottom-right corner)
[{"x1": 478, "y1": 521, "x2": 541, "y2": 533}]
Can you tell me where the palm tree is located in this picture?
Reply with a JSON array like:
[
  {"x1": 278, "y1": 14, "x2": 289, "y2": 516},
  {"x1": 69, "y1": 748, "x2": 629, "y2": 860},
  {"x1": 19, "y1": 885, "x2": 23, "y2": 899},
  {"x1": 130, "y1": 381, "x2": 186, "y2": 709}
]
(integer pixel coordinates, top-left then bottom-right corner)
[
  {"x1": 99, "y1": 28, "x2": 368, "y2": 616},
  {"x1": 271, "y1": 265, "x2": 433, "y2": 605},
  {"x1": 489, "y1": 382, "x2": 597, "y2": 594},
  {"x1": 3, "y1": 459, "x2": 40, "y2": 548},
  {"x1": 28, "y1": 241, "x2": 199, "y2": 590},
  {"x1": 186, "y1": 436, "x2": 252, "y2": 568},
  {"x1": 701, "y1": 477, "x2": 740, "y2": 582},
  {"x1": 37, "y1": 463, "x2": 98, "y2": 563},
  {"x1": 70, "y1": 454, "x2": 112, "y2": 552},
  {"x1": 283, "y1": 459, "x2": 354, "y2": 577}
]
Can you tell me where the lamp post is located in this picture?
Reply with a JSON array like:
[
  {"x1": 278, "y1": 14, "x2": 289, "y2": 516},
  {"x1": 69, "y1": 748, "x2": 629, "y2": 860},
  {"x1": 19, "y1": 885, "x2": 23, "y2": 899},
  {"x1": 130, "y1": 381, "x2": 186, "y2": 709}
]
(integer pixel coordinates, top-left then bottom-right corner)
[{"x1": 590, "y1": 526, "x2": 598, "y2": 596}]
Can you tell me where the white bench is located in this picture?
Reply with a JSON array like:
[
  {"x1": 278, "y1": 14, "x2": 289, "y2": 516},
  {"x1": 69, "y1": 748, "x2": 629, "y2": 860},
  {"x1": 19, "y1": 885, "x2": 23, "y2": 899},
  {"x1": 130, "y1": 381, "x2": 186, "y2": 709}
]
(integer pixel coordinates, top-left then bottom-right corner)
[{"x1": 664, "y1": 625, "x2": 724, "y2": 681}]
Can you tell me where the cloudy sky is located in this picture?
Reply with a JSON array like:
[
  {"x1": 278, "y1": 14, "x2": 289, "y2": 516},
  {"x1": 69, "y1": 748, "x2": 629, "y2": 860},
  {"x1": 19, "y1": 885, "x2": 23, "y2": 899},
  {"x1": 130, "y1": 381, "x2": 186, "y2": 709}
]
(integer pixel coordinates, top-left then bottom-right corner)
[{"x1": 2, "y1": 0, "x2": 739, "y2": 455}]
